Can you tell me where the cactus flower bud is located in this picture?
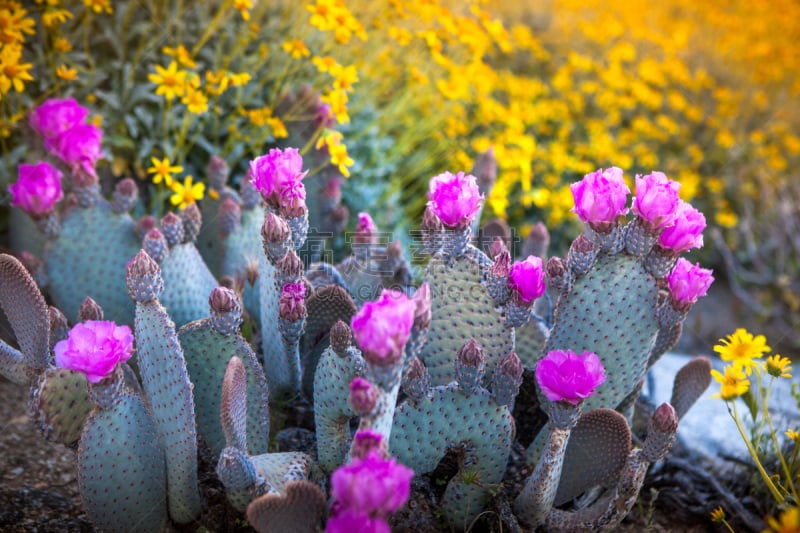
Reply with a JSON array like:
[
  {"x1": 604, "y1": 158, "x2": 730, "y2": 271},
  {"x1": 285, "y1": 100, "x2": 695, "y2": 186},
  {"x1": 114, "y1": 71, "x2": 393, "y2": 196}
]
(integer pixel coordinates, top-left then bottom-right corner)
[
  {"x1": 9, "y1": 162, "x2": 64, "y2": 217},
  {"x1": 657, "y1": 201, "x2": 706, "y2": 253},
  {"x1": 508, "y1": 255, "x2": 546, "y2": 303},
  {"x1": 112, "y1": 178, "x2": 138, "y2": 212},
  {"x1": 545, "y1": 256, "x2": 567, "y2": 280},
  {"x1": 276, "y1": 249, "x2": 304, "y2": 279},
  {"x1": 78, "y1": 296, "x2": 104, "y2": 322},
  {"x1": 330, "y1": 320, "x2": 353, "y2": 355},
  {"x1": 667, "y1": 258, "x2": 713, "y2": 307},
  {"x1": 354, "y1": 212, "x2": 377, "y2": 245},
  {"x1": 54, "y1": 320, "x2": 134, "y2": 384},
  {"x1": 143, "y1": 228, "x2": 168, "y2": 263},
  {"x1": 488, "y1": 236, "x2": 508, "y2": 260},
  {"x1": 126, "y1": 249, "x2": 163, "y2": 302},
  {"x1": 180, "y1": 203, "x2": 202, "y2": 243},
  {"x1": 426, "y1": 171, "x2": 483, "y2": 228},
  {"x1": 249, "y1": 147, "x2": 307, "y2": 203},
  {"x1": 421, "y1": 204, "x2": 444, "y2": 233},
  {"x1": 350, "y1": 429, "x2": 386, "y2": 460},
  {"x1": 351, "y1": 289, "x2": 416, "y2": 366},
  {"x1": 411, "y1": 282, "x2": 432, "y2": 329},
  {"x1": 207, "y1": 155, "x2": 230, "y2": 190},
  {"x1": 53, "y1": 123, "x2": 104, "y2": 179},
  {"x1": 209, "y1": 286, "x2": 239, "y2": 314},
  {"x1": 651, "y1": 402, "x2": 678, "y2": 434},
  {"x1": 278, "y1": 282, "x2": 307, "y2": 321},
  {"x1": 330, "y1": 451, "x2": 414, "y2": 517},
  {"x1": 160, "y1": 211, "x2": 185, "y2": 247},
  {"x1": 29, "y1": 97, "x2": 90, "y2": 144},
  {"x1": 218, "y1": 197, "x2": 242, "y2": 236},
  {"x1": 349, "y1": 377, "x2": 379, "y2": 416},
  {"x1": 491, "y1": 249, "x2": 511, "y2": 278},
  {"x1": 135, "y1": 215, "x2": 157, "y2": 240},
  {"x1": 323, "y1": 176, "x2": 342, "y2": 201},
  {"x1": 570, "y1": 167, "x2": 630, "y2": 232},
  {"x1": 632, "y1": 171, "x2": 681, "y2": 231},
  {"x1": 535, "y1": 349, "x2": 606, "y2": 405},
  {"x1": 261, "y1": 211, "x2": 291, "y2": 243}
]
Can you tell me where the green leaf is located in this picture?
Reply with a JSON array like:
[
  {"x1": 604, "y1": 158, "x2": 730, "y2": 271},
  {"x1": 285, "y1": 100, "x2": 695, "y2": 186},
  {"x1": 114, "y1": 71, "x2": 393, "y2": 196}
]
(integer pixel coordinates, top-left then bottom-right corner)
[{"x1": 741, "y1": 386, "x2": 759, "y2": 423}]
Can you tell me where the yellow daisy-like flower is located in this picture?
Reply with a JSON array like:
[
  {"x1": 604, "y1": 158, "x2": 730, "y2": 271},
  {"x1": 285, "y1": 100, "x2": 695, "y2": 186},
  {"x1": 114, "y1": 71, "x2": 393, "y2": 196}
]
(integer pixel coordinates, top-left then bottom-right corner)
[
  {"x1": 281, "y1": 39, "x2": 310, "y2": 59},
  {"x1": 710, "y1": 506, "x2": 725, "y2": 523},
  {"x1": 82, "y1": 0, "x2": 112, "y2": 14},
  {"x1": 147, "y1": 157, "x2": 183, "y2": 186},
  {"x1": 162, "y1": 44, "x2": 197, "y2": 69},
  {"x1": 0, "y1": 45, "x2": 33, "y2": 93},
  {"x1": 233, "y1": 0, "x2": 253, "y2": 21},
  {"x1": 229, "y1": 72, "x2": 251, "y2": 87},
  {"x1": 169, "y1": 176, "x2": 205, "y2": 209},
  {"x1": 205, "y1": 70, "x2": 231, "y2": 95},
  {"x1": 328, "y1": 142, "x2": 354, "y2": 178},
  {"x1": 42, "y1": 7, "x2": 72, "y2": 28},
  {"x1": 764, "y1": 505, "x2": 800, "y2": 533},
  {"x1": 786, "y1": 429, "x2": 800, "y2": 443},
  {"x1": 765, "y1": 355, "x2": 793, "y2": 379},
  {"x1": 711, "y1": 365, "x2": 750, "y2": 401},
  {"x1": 56, "y1": 64, "x2": 77, "y2": 81},
  {"x1": 148, "y1": 61, "x2": 187, "y2": 101},
  {"x1": 333, "y1": 65, "x2": 358, "y2": 92},
  {"x1": 0, "y1": 7, "x2": 35, "y2": 45},
  {"x1": 54, "y1": 37, "x2": 72, "y2": 52},
  {"x1": 266, "y1": 117, "x2": 288, "y2": 139},
  {"x1": 312, "y1": 55, "x2": 339, "y2": 74},
  {"x1": 714, "y1": 328, "x2": 771, "y2": 375},
  {"x1": 181, "y1": 85, "x2": 208, "y2": 114}
]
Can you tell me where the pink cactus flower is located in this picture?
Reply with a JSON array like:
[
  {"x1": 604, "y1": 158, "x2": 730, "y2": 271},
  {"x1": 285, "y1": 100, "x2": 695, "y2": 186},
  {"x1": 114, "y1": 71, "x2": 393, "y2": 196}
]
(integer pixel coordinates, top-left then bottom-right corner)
[
  {"x1": 351, "y1": 289, "x2": 416, "y2": 365},
  {"x1": 349, "y1": 377, "x2": 378, "y2": 415},
  {"x1": 631, "y1": 171, "x2": 681, "y2": 230},
  {"x1": 53, "y1": 123, "x2": 104, "y2": 178},
  {"x1": 29, "y1": 97, "x2": 90, "y2": 143},
  {"x1": 535, "y1": 349, "x2": 606, "y2": 405},
  {"x1": 331, "y1": 451, "x2": 414, "y2": 517},
  {"x1": 278, "y1": 282, "x2": 307, "y2": 321},
  {"x1": 426, "y1": 171, "x2": 483, "y2": 228},
  {"x1": 354, "y1": 212, "x2": 377, "y2": 245},
  {"x1": 570, "y1": 167, "x2": 630, "y2": 231},
  {"x1": 249, "y1": 147, "x2": 307, "y2": 201},
  {"x1": 667, "y1": 257, "x2": 713, "y2": 306},
  {"x1": 350, "y1": 429, "x2": 386, "y2": 459},
  {"x1": 54, "y1": 320, "x2": 134, "y2": 384},
  {"x1": 9, "y1": 162, "x2": 64, "y2": 216},
  {"x1": 657, "y1": 200, "x2": 706, "y2": 253},
  {"x1": 326, "y1": 509, "x2": 391, "y2": 533},
  {"x1": 277, "y1": 179, "x2": 307, "y2": 216},
  {"x1": 508, "y1": 255, "x2": 546, "y2": 303}
]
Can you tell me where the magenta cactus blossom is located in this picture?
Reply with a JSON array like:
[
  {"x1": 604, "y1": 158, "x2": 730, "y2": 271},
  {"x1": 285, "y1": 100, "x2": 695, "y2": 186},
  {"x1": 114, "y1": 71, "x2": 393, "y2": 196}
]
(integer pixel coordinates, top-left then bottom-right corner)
[
  {"x1": 29, "y1": 97, "x2": 89, "y2": 143},
  {"x1": 535, "y1": 349, "x2": 606, "y2": 405},
  {"x1": 54, "y1": 320, "x2": 134, "y2": 384},
  {"x1": 508, "y1": 255, "x2": 546, "y2": 303},
  {"x1": 350, "y1": 289, "x2": 416, "y2": 365},
  {"x1": 354, "y1": 211, "x2": 377, "y2": 245},
  {"x1": 349, "y1": 377, "x2": 379, "y2": 415},
  {"x1": 570, "y1": 167, "x2": 630, "y2": 231},
  {"x1": 331, "y1": 451, "x2": 414, "y2": 517},
  {"x1": 53, "y1": 123, "x2": 104, "y2": 177},
  {"x1": 277, "y1": 179, "x2": 307, "y2": 216},
  {"x1": 631, "y1": 171, "x2": 681, "y2": 230},
  {"x1": 350, "y1": 429, "x2": 386, "y2": 459},
  {"x1": 426, "y1": 171, "x2": 483, "y2": 228},
  {"x1": 657, "y1": 200, "x2": 706, "y2": 253},
  {"x1": 326, "y1": 509, "x2": 391, "y2": 533},
  {"x1": 249, "y1": 147, "x2": 307, "y2": 202},
  {"x1": 278, "y1": 282, "x2": 307, "y2": 320},
  {"x1": 9, "y1": 162, "x2": 64, "y2": 216},
  {"x1": 667, "y1": 257, "x2": 714, "y2": 306}
]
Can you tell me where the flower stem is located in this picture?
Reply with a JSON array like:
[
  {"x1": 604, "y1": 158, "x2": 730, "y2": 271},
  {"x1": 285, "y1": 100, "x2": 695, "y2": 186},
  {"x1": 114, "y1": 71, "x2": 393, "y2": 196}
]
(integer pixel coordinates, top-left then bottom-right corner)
[{"x1": 729, "y1": 401, "x2": 785, "y2": 503}]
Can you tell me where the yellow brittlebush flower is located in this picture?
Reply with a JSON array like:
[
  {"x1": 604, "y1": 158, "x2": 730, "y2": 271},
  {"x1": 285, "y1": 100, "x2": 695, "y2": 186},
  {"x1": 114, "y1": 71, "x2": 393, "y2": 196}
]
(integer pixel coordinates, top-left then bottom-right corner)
[
  {"x1": 148, "y1": 61, "x2": 187, "y2": 101},
  {"x1": 170, "y1": 176, "x2": 205, "y2": 209},
  {"x1": 147, "y1": 157, "x2": 183, "y2": 186},
  {"x1": 711, "y1": 365, "x2": 750, "y2": 401},
  {"x1": 714, "y1": 328, "x2": 771, "y2": 375}
]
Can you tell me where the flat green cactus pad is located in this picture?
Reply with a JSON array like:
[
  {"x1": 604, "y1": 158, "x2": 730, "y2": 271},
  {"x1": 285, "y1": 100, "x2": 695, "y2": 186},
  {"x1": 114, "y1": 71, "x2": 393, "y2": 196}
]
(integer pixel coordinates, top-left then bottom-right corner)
[
  {"x1": 134, "y1": 301, "x2": 201, "y2": 523},
  {"x1": 78, "y1": 391, "x2": 167, "y2": 532},
  {"x1": 391, "y1": 385, "x2": 513, "y2": 529},
  {"x1": 46, "y1": 203, "x2": 139, "y2": 325},
  {"x1": 421, "y1": 252, "x2": 513, "y2": 387},
  {"x1": 222, "y1": 208, "x2": 265, "y2": 279},
  {"x1": 30, "y1": 367, "x2": 93, "y2": 447},
  {"x1": 180, "y1": 319, "x2": 270, "y2": 458},
  {"x1": 160, "y1": 243, "x2": 219, "y2": 328},
  {"x1": 258, "y1": 257, "x2": 287, "y2": 391},
  {"x1": 543, "y1": 254, "x2": 659, "y2": 412},
  {"x1": 515, "y1": 319, "x2": 549, "y2": 369},
  {"x1": 301, "y1": 285, "x2": 357, "y2": 398}
]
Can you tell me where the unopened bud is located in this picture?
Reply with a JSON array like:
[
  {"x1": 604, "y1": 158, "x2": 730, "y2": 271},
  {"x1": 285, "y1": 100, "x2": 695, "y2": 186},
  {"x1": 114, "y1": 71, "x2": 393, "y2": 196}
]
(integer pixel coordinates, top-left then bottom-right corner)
[
  {"x1": 651, "y1": 402, "x2": 678, "y2": 434},
  {"x1": 545, "y1": 256, "x2": 568, "y2": 280},
  {"x1": 570, "y1": 234, "x2": 594, "y2": 254},
  {"x1": 422, "y1": 204, "x2": 443, "y2": 233},
  {"x1": 180, "y1": 203, "x2": 202, "y2": 243},
  {"x1": 276, "y1": 249, "x2": 304, "y2": 280},
  {"x1": 126, "y1": 249, "x2": 164, "y2": 302},
  {"x1": 160, "y1": 212, "x2": 184, "y2": 247},
  {"x1": 143, "y1": 228, "x2": 168, "y2": 263},
  {"x1": 458, "y1": 338, "x2": 485, "y2": 368},
  {"x1": 488, "y1": 236, "x2": 508, "y2": 260},
  {"x1": 330, "y1": 320, "x2": 352, "y2": 356},
  {"x1": 112, "y1": 178, "x2": 138, "y2": 212},
  {"x1": 349, "y1": 377, "x2": 379, "y2": 416},
  {"x1": 219, "y1": 198, "x2": 242, "y2": 236},
  {"x1": 209, "y1": 286, "x2": 239, "y2": 314},
  {"x1": 490, "y1": 249, "x2": 511, "y2": 278},
  {"x1": 135, "y1": 215, "x2": 157, "y2": 241},
  {"x1": 78, "y1": 296, "x2": 104, "y2": 321},
  {"x1": 350, "y1": 429, "x2": 387, "y2": 459},
  {"x1": 261, "y1": 212, "x2": 291, "y2": 244},
  {"x1": 278, "y1": 282, "x2": 307, "y2": 321}
]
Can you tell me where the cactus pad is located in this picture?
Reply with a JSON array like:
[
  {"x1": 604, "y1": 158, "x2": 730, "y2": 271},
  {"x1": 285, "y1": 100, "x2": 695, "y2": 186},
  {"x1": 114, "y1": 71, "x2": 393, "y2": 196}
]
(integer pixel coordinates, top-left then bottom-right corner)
[
  {"x1": 543, "y1": 253, "x2": 659, "y2": 412},
  {"x1": 670, "y1": 356, "x2": 712, "y2": 420},
  {"x1": 30, "y1": 367, "x2": 93, "y2": 447},
  {"x1": 246, "y1": 480, "x2": 326, "y2": 533},
  {"x1": 421, "y1": 252, "x2": 513, "y2": 387},
  {"x1": 180, "y1": 319, "x2": 271, "y2": 458},
  {"x1": 45, "y1": 203, "x2": 139, "y2": 324},
  {"x1": 159, "y1": 243, "x2": 219, "y2": 328},
  {"x1": 391, "y1": 383, "x2": 513, "y2": 528},
  {"x1": 78, "y1": 391, "x2": 167, "y2": 532}
]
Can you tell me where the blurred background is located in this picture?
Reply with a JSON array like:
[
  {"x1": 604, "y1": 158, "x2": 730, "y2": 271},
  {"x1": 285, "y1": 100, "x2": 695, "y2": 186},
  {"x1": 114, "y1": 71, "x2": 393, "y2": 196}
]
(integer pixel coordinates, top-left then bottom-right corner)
[{"x1": 1, "y1": 0, "x2": 798, "y2": 352}]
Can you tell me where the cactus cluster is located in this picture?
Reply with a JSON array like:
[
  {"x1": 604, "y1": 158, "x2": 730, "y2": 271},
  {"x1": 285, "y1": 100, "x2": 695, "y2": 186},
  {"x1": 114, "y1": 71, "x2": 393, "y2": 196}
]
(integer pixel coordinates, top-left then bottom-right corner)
[{"x1": 2, "y1": 125, "x2": 717, "y2": 531}]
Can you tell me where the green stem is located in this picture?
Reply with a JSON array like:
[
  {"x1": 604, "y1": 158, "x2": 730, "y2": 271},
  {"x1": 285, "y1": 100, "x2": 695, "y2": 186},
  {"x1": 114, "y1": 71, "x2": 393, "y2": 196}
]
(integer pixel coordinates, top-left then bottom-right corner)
[
  {"x1": 729, "y1": 401, "x2": 785, "y2": 503},
  {"x1": 761, "y1": 376, "x2": 799, "y2": 501}
]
